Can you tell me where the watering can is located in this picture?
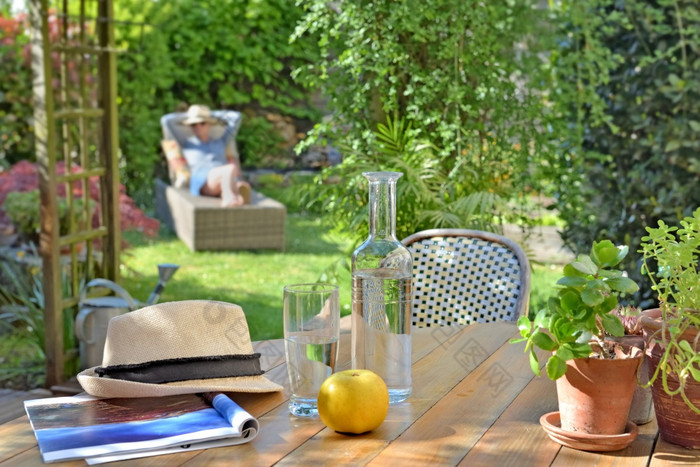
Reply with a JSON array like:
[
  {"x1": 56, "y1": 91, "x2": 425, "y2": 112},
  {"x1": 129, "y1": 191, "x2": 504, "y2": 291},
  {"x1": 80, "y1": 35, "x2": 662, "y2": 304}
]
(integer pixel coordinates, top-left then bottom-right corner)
[{"x1": 75, "y1": 264, "x2": 179, "y2": 369}]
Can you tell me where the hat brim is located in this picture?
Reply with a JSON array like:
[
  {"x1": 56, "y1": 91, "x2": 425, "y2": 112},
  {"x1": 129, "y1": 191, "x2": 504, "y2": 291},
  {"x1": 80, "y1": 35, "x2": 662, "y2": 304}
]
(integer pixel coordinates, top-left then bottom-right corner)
[
  {"x1": 77, "y1": 366, "x2": 283, "y2": 398},
  {"x1": 180, "y1": 116, "x2": 219, "y2": 126}
]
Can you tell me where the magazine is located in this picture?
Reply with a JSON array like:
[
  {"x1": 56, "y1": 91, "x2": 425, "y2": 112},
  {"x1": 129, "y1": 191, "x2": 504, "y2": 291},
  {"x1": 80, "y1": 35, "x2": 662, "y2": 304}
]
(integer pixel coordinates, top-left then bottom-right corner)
[{"x1": 24, "y1": 392, "x2": 259, "y2": 464}]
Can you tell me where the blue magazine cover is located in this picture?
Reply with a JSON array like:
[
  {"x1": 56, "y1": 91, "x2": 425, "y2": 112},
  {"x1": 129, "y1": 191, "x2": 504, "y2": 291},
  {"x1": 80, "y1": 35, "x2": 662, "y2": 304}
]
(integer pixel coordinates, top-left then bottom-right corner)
[{"x1": 24, "y1": 392, "x2": 258, "y2": 464}]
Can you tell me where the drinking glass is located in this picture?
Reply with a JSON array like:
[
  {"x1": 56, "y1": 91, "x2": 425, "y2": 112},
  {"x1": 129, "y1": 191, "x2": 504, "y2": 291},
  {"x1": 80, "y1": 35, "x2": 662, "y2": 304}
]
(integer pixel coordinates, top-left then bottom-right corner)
[{"x1": 283, "y1": 283, "x2": 340, "y2": 417}]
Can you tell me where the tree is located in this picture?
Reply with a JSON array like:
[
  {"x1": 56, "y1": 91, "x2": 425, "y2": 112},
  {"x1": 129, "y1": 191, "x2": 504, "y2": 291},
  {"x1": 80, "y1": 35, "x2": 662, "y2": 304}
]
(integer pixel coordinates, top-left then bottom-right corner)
[{"x1": 292, "y1": 0, "x2": 558, "y2": 243}]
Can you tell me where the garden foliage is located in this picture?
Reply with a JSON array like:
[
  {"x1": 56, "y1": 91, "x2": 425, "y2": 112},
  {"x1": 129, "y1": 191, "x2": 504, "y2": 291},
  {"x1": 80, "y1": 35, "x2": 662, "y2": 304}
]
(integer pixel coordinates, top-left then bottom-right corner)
[
  {"x1": 0, "y1": 7, "x2": 33, "y2": 166},
  {"x1": 546, "y1": 0, "x2": 700, "y2": 304},
  {"x1": 0, "y1": 1, "x2": 320, "y2": 205},
  {"x1": 0, "y1": 0, "x2": 697, "y2": 281},
  {"x1": 292, "y1": 0, "x2": 558, "y2": 244},
  {"x1": 0, "y1": 160, "x2": 159, "y2": 241},
  {"x1": 113, "y1": 0, "x2": 320, "y2": 203}
]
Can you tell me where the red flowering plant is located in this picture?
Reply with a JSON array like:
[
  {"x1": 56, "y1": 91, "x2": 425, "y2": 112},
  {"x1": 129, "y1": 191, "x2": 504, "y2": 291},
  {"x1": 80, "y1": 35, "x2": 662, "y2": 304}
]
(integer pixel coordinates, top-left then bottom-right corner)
[
  {"x1": 0, "y1": 160, "x2": 159, "y2": 247},
  {"x1": 2, "y1": 10, "x2": 103, "y2": 165}
]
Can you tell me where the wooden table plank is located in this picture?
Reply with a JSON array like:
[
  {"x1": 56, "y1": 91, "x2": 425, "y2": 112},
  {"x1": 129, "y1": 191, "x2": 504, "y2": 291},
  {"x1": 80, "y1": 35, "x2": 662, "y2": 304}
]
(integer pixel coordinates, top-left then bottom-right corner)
[
  {"x1": 275, "y1": 323, "x2": 519, "y2": 465},
  {"x1": 458, "y1": 368, "x2": 560, "y2": 466},
  {"x1": 0, "y1": 448, "x2": 80, "y2": 467},
  {"x1": 4, "y1": 323, "x2": 695, "y2": 466},
  {"x1": 184, "y1": 326, "x2": 470, "y2": 466},
  {"x1": 188, "y1": 406, "x2": 327, "y2": 466},
  {"x1": 550, "y1": 418, "x2": 659, "y2": 467},
  {"x1": 649, "y1": 438, "x2": 700, "y2": 466},
  {"x1": 0, "y1": 416, "x2": 40, "y2": 464},
  {"x1": 368, "y1": 331, "x2": 535, "y2": 465},
  {"x1": 0, "y1": 389, "x2": 51, "y2": 426}
]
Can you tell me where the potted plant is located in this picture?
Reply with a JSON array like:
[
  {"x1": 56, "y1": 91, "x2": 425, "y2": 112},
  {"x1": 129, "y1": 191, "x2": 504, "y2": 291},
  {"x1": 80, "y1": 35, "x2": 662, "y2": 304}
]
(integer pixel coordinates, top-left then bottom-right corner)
[
  {"x1": 609, "y1": 306, "x2": 654, "y2": 425},
  {"x1": 638, "y1": 208, "x2": 700, "y2": 449},
  {"x1": 513, "y1": 240, "x2": 642, "y2": 443}
]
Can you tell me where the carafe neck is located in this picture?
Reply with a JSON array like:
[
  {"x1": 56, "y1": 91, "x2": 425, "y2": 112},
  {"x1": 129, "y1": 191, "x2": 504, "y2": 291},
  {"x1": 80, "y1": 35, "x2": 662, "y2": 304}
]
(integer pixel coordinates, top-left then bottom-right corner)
[{"x1": 365, "y1": 172, "x2": 401, "y2": 240}]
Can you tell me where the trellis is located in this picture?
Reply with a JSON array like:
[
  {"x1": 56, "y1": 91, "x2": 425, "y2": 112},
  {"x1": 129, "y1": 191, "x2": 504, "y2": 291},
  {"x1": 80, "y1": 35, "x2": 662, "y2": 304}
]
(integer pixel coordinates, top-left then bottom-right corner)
[{"x1": 29, "y1": 0, "x2": 121, "y2": 389}]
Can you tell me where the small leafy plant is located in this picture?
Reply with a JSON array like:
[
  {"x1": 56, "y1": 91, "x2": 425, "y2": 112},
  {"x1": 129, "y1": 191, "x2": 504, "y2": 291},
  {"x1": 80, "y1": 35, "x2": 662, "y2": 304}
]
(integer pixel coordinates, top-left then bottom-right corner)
[
  {"x1": 639, "y1": 207, "x2": 700, "y2": 413},
  {"x1": 513, "y1": 240, "x2": 640, "y2": 380},
  {"x1": 611, "y1": 305, "x2": 643, "y2": 336},
  {"x1": 3, "y1": 189, "x2": 93, "y2": 241}
]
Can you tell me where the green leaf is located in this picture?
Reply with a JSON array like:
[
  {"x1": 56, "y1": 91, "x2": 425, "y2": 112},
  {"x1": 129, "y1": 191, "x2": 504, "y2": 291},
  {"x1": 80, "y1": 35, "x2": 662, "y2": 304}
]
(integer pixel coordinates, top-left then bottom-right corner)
[
  {"x1": 533, "y1": 309, "x2": 550, "y2": 330},
  {"x1": 555, "y1": 345, "x2": 574, "y2": 361},
  {"x1": 679, "y1": 340, "x2": 694, "y2": 353},
  {"x1": 516, "y1": 315, "x2": 532, "y2": 336},
  {"x1": 574, "y1": 330, "x2": 593, "y2": 345},
  {"x1": 581, "y1": 286, "x2": 605, "y2": 307},
  {"x1": 569, "y1": 342, "x2": 593, "y2": 358},
  {"x1": 600, "y1": 295, "x2": 619, "y2": 314},
  {"x1": 532, "y1": 331, "x2": 557, "y2": 351},
  {"x1": 529, "y1": 349, "x2": 541, "y2": 376},
  {"x1": 665, "y1": 140, "x2": 681, "y2": 152},
  {"x1": 570, "y1": 255, "x2": 597, "y2": 275},
  {"x1": 601, "y1": 314, "x2": 624, "y2": 337},
  {"x1": 689, "y1": 366, "x2": 700, "y2": 383},
  {"x1": 563, "y1": 263, "x2": 586, "y2": 277},
  {"x1": 559, "y1": 291, "x2": 580, "y2": 313},
  {"x1": 551, "y1": 318, "x2": 579, "y2": 343},
  {"x1": 546, "y1": 355, "x2": 568, "y2": 380},
  {"x1": 605, "y1": 276, "x2": 639, "y2": 294},
  {"x1": 596, "y1": 245, "x2": 626, "y2": 267},
  {"x1": 556, "y1": 276, "x2": 588, "y2": 288}
]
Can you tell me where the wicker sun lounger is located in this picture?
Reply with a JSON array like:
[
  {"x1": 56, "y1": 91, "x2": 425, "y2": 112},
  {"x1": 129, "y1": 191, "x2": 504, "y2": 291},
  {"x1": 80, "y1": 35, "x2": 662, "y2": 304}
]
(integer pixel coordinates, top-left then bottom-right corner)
[{"x1": 154, "y1": 179, "x2": 286, "y2": 252}]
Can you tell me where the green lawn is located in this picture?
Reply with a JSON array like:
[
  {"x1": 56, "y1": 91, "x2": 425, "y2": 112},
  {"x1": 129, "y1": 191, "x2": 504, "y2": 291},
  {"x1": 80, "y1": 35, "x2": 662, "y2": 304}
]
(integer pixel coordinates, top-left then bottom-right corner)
[
  {"x1": 121, "y1": 214, "x2": 563, "y2": 341},
  {"x1": 121, "y1": 214, "x2": 354, "y2": 341}
]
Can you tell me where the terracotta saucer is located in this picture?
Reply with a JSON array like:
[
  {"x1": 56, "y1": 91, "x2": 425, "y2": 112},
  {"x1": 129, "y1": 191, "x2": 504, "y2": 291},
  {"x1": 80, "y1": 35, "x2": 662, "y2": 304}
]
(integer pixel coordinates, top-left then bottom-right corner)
[{"x1": 539, "y1": 411, "x2": 639, "y2": 452}]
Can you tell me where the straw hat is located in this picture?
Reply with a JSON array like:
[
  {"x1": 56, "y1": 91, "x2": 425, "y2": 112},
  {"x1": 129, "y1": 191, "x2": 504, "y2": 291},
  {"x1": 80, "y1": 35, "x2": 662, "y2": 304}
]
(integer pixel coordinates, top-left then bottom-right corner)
[
  {"x1": 180, "y1": 105, "x2": 219, "y2": 126},
  {"x1": 77, "y1": 300, "x2": 283, "y2": 398}
]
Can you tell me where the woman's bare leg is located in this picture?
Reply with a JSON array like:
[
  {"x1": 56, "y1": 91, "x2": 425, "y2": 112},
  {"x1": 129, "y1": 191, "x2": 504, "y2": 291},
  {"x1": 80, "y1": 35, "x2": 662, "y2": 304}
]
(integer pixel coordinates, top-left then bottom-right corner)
[
  {"x1": 237, "y1": 180, "x2": 252, "y2": 205},
  {"x1": 200, "y1": 164, "x2": 244, "y2": 207}
]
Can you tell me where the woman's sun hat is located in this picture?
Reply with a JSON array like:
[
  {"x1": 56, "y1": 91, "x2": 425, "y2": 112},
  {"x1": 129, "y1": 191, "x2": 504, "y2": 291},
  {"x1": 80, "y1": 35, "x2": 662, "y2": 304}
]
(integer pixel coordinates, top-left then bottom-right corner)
[
  {"x1": 77, "y1": 300, "x2": 283, "y2": 398},
  {"x1": 180, "y1": 105, "x2": 219, "y2": 126}
]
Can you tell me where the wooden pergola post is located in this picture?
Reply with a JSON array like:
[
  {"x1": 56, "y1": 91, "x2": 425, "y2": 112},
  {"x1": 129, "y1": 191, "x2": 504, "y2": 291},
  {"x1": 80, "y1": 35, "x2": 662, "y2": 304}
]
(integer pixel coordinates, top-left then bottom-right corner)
[
  {"x1": 29, "y1": 0, "x2": 121, "y2": 389},
  {"x1": 30, "y1": 0, "x2": 62, "y2": 388},
  {"x1": 98, "y1": 0, "x2": 121, "y2": 282}
]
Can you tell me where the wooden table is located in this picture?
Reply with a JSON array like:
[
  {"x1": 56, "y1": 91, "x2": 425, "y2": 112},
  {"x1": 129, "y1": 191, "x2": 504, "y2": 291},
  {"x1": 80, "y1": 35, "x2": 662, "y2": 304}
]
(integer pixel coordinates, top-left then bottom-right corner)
[{"x1": 2, "y1": 322, "x2": 699, "y2": 466}]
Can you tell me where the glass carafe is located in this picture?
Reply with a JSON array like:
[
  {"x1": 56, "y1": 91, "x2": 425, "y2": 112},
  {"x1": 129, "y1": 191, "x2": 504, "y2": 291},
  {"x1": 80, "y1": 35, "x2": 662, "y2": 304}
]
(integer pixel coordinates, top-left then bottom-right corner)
[{"x1": 351, "y1": 172, "x2": 413, "y2": 404}]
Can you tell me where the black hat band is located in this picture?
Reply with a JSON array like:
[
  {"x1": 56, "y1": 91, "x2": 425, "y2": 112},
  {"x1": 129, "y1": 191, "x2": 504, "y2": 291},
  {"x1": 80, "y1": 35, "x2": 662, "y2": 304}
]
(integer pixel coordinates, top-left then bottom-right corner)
[{"x1": 95, "y1": 353, "x2": 263, "y2": 384}]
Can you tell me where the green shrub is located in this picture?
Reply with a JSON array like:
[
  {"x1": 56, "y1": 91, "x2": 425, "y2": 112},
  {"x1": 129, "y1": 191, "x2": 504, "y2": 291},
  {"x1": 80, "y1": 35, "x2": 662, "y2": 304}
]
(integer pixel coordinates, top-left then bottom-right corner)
[
  {"x1": 3, "y1": 190, "x2": 93, "y2": 241},
  {"x1": 236, "y1": 115, "x2": 286, "y2": 169},
  {"x1": 292, "y1": 0, "x2": 558, "y2": 243},
  {"x1": 547, "y1": 0, "x2": 700, "y2": 305},
  {"x1": 113, "y1": 0, "x2": 321, "y2": 205},
  {"x1": 0, "y1": 3, "x2": 322, "y2": 206},
  {"x1": 0, "y1": 9, "x2": 35, "y2": 167}
]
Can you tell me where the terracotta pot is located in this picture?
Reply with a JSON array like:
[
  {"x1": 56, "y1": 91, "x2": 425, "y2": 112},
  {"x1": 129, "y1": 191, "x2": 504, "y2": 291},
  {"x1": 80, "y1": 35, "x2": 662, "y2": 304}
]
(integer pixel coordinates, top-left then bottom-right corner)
[
  {"x1": 640, "y1": 308, "x2": 700, "y2": 449},
  {"x1": 556, "y1": 353, "x2": 642, "y2": 435},
  {"x1": 609, "y1": 335, "x2": 654, "y2": 425},
  {"x1": 640, "y1": 308, "x2": 699, "y2": 345}
]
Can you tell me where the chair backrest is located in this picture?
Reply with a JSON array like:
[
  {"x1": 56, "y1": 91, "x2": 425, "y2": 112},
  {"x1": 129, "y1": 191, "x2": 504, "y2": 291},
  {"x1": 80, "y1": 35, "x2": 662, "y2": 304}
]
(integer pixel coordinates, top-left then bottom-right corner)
[
  {"x1": 161, "y1": 110, "x2": 242, "y2": 143},
  {"x1": 160, "y1": 110, "x2": 242, "y2": 187},
  {"x1": 402, "y1": 229, "x2": 530, "y2": 327}
]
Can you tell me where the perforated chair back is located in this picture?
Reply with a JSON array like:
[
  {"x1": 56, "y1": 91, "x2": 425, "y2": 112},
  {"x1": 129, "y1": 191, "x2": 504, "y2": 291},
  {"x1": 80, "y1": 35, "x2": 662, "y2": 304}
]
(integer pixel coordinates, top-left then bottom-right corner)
[
  {"x1": 161, "y1": 110, "x2": 242, "y2": 143},
  {"x1": 402, "y1": 229, "x2": 530, "y2": 327}
]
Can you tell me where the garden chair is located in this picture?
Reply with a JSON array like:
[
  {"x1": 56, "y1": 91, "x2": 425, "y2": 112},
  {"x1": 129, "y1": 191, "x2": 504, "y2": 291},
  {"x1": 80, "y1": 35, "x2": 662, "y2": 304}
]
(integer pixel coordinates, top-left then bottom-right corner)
[
  {"x1": 155, "y1": 110, "x2": 286, "y2": 251},
  {"x1": 402, "y1": 229, "x2": 530, "y2": 327}
]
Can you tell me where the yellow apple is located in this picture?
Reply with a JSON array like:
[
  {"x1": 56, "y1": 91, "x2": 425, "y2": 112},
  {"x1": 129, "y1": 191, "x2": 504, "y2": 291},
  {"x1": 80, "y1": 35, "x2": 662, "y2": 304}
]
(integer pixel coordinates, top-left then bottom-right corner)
[{"x1": 317, "y1": 369, "x2": 389, "y2": 434}]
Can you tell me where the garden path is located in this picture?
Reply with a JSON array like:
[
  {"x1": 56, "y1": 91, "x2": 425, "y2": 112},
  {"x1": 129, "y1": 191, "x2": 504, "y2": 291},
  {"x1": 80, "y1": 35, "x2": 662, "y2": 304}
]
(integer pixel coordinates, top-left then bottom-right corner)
[{"x1": 503, "y1": 224, "x2": 574, "y2": 265}]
